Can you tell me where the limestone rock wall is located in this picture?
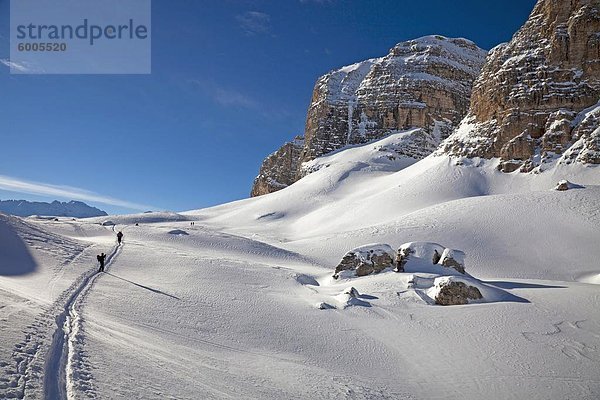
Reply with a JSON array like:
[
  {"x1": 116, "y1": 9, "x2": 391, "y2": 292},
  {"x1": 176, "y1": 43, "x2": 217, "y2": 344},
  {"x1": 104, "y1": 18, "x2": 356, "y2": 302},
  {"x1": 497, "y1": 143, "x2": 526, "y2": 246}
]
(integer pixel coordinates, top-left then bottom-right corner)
[
  {"x1": 440, "y1": 0, "x2": 600, "y2": 173},
  {"x1": 252, "y1": 36, "x2": 486, "y2": 196}
]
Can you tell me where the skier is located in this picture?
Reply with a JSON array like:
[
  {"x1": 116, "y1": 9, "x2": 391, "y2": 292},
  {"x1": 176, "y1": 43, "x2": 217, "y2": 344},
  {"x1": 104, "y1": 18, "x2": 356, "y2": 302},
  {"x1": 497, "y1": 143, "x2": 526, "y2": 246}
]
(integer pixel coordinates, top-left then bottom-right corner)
[
  {"x1": 97, "y1": 253, "x2": 107, "y2": 272},
  {"x1": 117, "y1": 231, "x2": 123, "y2": 245}
]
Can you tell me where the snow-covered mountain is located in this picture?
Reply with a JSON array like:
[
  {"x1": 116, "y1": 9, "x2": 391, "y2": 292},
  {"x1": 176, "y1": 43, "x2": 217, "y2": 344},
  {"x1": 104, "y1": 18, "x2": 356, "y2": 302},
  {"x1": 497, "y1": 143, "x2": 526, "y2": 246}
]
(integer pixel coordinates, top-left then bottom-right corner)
[
  {"x1": 0, "y1": 199, "x2": 107, "y2": 218},
  {"x1": 440, "y1": 0, "x2": 600, "y2": 173},
  {"x1": 1, "y1": 0, "x2": 600, "y2": 399},
  {"x1": 252, "y1": 35, "x2": 487, "y2": 196}
]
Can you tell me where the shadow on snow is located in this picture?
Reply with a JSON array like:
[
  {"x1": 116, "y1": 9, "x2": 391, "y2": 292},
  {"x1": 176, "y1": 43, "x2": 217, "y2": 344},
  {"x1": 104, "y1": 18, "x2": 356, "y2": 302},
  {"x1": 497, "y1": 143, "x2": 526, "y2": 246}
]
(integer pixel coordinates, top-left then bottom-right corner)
[{"x1": 105, "y1": 273, "x2": 180, "y2": 300}]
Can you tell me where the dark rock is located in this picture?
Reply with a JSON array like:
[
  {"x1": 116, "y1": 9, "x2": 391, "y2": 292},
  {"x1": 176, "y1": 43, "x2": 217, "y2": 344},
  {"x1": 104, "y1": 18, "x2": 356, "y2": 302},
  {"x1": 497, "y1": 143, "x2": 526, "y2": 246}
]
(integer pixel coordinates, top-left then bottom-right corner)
[
  {"x1": 555, "y1": 180, "x2": 570, "y2": 191},
  {"x1": 334, "y1": 244, "x2": 395, "y2": 278},
  {"x1": 395, "y1": 247, "x2": 413, "y2": 272},
  {"x1": 435, "y1": 280, "x2": 483, "y2": 306},
  {"x1": 432, "y1": 249, "x2": 442, "y2": 265},
  {"x1": 440, "y1": 249, "x2": 466, "y2": 274}
]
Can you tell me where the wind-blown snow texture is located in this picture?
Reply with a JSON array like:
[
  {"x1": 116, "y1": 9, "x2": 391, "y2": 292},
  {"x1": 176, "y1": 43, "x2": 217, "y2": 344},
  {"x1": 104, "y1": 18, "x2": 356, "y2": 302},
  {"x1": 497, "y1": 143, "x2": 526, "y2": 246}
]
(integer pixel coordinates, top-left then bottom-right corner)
[{"x1": 2, "y1": 129, "x2": 599, "y2": 399}]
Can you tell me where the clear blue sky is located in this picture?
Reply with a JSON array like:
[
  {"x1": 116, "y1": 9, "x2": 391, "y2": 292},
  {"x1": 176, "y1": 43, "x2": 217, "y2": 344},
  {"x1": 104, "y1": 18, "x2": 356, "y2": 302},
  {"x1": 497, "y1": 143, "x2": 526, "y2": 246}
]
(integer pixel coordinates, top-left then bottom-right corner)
[{"x1": 0, "y1": 0, "x2": 537, "y2": 214}]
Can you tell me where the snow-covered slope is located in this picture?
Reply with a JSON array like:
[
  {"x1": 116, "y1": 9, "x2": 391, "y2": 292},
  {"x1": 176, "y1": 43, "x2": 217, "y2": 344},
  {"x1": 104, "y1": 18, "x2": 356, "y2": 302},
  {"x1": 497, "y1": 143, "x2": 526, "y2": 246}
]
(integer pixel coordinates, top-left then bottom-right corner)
[
  {"x1": 1, "y1": 131, "x2": 600, "y2": 398},
  {"x1": 191, "y1": 131, "x2": 600, "y2": 241}
]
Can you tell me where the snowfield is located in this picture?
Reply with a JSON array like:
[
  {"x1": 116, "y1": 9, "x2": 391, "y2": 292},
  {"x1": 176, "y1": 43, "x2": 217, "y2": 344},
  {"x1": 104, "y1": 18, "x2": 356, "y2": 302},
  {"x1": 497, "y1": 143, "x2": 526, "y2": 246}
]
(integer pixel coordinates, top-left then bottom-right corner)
[{"x1": 1, "y1": 135, "x2": 600, "y2": 399}]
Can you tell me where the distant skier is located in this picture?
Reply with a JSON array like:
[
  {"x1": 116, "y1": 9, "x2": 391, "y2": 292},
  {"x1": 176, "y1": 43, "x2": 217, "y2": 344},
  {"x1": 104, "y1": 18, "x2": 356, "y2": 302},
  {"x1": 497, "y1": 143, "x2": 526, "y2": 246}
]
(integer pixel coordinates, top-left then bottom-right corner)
[
  {"x1": 97, "y1": 253, "x2": 107, "y2": 272},
  {"x1": 117, "y1": 231, "x2": 123, "y2": 245}
]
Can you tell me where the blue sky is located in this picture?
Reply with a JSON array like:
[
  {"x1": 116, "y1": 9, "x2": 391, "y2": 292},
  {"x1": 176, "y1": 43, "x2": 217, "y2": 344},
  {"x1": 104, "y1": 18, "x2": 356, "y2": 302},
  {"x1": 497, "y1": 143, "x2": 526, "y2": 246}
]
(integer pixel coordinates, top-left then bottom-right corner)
[{"x1": 0, "y1": 0, "x2": 537, "y2": 214}]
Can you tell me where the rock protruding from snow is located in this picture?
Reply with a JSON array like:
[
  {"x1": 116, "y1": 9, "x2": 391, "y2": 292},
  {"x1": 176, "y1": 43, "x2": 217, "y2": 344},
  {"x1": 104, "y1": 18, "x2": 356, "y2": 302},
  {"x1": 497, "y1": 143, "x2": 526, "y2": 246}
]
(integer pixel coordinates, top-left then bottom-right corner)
[
  {"x1": 430, "y1": 277, "x2": 483, "y2": 306},
  {"x1": 554, "y1": 179, "x2": 584, "y2": 191},
  {"x1": 334, "y1": 287, "x2": 370, "y2": 308},
  {"x1": 440, "y1": 0, "x2": 600, "y2": 172},
  {"x1": 251, "y1": 35, "x2": 487, "y2": 196},
  {"x1": 335, "y1": 242, "x2": 469, "y2": 278},
  {"x1": 343, "y1": 287, "x2": 360, "y2": 298},
  {"x1": 555, "y1": 180, "x2": 571, "y2": 191},
  {"x1": 439, "y1": 248, "x2": 466, "y2": 274},
  {"x1": 316, "y1": 302, "x2": 335, "y2": 310},
  {"x1": 333, "y1": 244, "x2": 395, "y2": 278},
  {"x1": 0, "y1": 199, "x2": 107, "y2": 218},
  {"x1": 396, "y1": 242, "x2": 467, "y2": 275}
]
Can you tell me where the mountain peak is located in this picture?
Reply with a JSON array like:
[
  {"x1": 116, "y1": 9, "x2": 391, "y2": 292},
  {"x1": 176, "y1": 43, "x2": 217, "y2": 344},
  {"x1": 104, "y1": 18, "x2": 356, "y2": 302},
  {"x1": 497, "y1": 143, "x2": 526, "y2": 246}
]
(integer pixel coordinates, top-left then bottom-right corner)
[{"x1": 252, "y1": 35, "x2": 487, "y2": 196}]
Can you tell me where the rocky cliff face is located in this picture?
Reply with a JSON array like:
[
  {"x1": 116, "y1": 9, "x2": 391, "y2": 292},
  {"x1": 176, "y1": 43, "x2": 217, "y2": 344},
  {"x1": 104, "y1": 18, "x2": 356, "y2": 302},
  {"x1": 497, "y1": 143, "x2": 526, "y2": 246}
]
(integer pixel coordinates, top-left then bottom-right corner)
[
  {"x1": 301, "y1": 36, "x2": 486, "y2": 163},
  {"x1": 440, "y1": 0, "x2": 600, "y2": 172},
  {"x1": 250, "y1": 136, "x2": 304, "y2": 197},
  {"x1": 252, "y1": 36, "x2": 487, "y2": 196}
]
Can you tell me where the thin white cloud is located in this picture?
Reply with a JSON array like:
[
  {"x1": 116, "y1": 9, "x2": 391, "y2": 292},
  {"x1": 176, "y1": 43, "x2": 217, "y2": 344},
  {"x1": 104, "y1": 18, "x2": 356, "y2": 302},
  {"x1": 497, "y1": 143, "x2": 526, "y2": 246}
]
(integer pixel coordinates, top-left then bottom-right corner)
[
  {"x1": 0, "y1": 175, "x2": 155, "y2": 211},
  {"x1": 236, "y1": 11, "x2": 271, "y2": 36},
  {"x1": 0, "y1": 58, "x2": 30, "y2": 72},
  {"x1": 190, "y1": 79, "x2": 259, "y2": 109},
  {"x1": 213, "y1": 87, "x2": 259, "y2": 108}
]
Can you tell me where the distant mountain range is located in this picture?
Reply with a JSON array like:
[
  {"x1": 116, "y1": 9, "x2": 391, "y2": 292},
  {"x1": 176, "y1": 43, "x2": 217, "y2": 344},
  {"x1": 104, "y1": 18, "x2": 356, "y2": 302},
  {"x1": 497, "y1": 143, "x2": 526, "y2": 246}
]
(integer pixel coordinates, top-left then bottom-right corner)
[{"x1": 0, "y1": 199, "x2": 107, "y2": 218}]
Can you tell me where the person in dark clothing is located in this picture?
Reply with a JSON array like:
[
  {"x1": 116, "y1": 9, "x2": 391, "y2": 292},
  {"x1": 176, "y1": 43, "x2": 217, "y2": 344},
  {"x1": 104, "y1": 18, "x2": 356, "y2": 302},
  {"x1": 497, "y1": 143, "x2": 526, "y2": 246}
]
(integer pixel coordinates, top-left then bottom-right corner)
[
  {"x1": 117, "y1": 231, "x2": 123, "y2": 244},
  {"x1": 97, "y1": 253, "x2": 107, "y2": 272}
]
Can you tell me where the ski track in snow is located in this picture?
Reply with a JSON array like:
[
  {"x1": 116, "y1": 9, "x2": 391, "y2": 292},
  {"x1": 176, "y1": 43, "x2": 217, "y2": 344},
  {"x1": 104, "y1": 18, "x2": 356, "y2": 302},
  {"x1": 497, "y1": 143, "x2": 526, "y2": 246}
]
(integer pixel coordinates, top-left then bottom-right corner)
[
  {"x1": 44, "y1": 241, "x2": 122, "y2": 400},
  {"x1": 0, "y1": 247, "x2": 96, "y2": 399},
  {"x1": 0, "y1": 229, "x2": 121, "y2": 400}
]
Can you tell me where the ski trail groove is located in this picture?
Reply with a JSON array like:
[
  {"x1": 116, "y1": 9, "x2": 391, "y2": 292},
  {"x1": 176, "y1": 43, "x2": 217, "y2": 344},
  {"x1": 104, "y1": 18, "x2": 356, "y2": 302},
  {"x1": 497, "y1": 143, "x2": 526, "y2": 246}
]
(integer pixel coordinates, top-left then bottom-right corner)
[
  {"x1": 43, "y1": 243, "x2": 122, "y2": 400},
  {"x1": 0, "y1": 243, "x2": 98, "y2": 400}
]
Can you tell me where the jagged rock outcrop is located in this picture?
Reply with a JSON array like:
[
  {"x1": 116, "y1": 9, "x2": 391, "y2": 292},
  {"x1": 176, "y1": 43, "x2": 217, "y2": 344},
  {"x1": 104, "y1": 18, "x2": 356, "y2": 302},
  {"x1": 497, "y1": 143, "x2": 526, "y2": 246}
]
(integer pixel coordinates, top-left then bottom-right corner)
[
  {"x1": 333, "y1": 244, "x2": 395, "y2": 278},
  {"x1": 250, "y1": 136, "x2": 304, "y2": 196},
  {"x1": 252, "y1": 36, "x2": 487, "y2": 196},
  {"x1": 440, "y1": 0, "x2": 600, "y2": 173},
  {"x1": 301, "y1": 36, "x2": 486, "y2": 163}
]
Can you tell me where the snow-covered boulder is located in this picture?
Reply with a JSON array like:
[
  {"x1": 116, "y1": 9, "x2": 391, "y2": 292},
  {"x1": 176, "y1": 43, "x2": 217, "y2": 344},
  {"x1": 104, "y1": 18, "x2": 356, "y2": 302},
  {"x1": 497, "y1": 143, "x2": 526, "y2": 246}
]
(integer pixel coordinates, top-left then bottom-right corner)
[
  {"x1": 333, "y1": 244, "x2": 395, "y2": 278},
  {"x1": 396, "y1": 242, "x2": 467, "y2": 275},
  {"x1": 439, "y1": 248, "x2": 466, "y2": 274},
  {"x1": 316, "y1": 302, "x2": 335, "y2": 310},
  {"x1": 555, "y1": 180, "x2": 571, "y2": 191},
  {"x1": 101, "y1": 220, "x2": 115, "y2": 226},
  {"x1": 429, "y1": 277, "x2": 482, "y2": 306}
]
